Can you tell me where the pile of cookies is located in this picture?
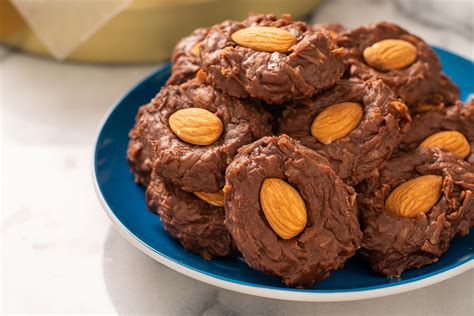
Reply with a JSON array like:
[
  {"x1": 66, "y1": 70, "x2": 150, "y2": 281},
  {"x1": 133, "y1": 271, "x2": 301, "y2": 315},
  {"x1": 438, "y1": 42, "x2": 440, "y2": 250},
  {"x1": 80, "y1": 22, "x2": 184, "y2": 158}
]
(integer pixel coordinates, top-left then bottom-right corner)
[{"x1": 127, "y1": 14, "x2": 474, "y2": 288}]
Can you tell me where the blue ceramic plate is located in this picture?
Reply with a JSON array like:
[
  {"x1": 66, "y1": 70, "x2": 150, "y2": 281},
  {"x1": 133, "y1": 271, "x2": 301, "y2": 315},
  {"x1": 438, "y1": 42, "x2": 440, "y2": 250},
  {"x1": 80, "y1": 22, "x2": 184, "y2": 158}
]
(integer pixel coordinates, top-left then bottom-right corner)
[{"x1": 93, "y1": 46, "x2": 473, "y2": 301}]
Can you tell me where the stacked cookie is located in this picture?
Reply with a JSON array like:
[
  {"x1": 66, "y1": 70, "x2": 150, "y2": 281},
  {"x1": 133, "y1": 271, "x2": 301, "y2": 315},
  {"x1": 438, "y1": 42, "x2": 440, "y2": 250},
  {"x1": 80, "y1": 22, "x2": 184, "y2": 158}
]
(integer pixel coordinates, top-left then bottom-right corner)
[{"x1": 127, "y1": 14, "x2": 474, "y2": 287}]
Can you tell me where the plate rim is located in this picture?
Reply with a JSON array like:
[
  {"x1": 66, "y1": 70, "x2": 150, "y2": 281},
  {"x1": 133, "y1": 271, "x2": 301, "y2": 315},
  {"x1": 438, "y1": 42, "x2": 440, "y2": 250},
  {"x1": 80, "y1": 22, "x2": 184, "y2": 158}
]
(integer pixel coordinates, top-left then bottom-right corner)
[{"x1": 92, "y1": 47, "x2": 474, "y2": 302}]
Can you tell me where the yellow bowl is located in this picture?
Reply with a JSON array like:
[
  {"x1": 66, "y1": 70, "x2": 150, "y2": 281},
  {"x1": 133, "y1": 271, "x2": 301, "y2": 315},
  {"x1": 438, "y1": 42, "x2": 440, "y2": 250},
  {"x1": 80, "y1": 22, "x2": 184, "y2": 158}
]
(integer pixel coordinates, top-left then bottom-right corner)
[{"x1": 0, "y1": 0, "x2": 320, "y2": 64}]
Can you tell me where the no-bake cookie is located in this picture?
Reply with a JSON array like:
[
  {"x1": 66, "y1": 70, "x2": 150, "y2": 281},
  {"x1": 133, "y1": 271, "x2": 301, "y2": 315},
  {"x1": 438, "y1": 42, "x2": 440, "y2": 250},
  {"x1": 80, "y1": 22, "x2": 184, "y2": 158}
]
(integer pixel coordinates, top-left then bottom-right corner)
[
  {"x1": 224, "y1": 135, "x2": 362, "y2": 287},
  {"x1": 146, "y1": 172, "x2": 234, "y2": 259},
  {"x1": 278, "y1": 79, "x2": 411, "y2": 185},
  {"x1": 166, "y1": 28, "x2": 209, "y2": 86},
  {"x1": 358, "y1": 147, "x2": 474, "y2": 277},
  {"x1": 399, "y1": 99, "x2": 474, "y2": 163},
  {"x1": 127, "y1": 104, "x2": 153, "y2": 186},
  {"x1": 201, "y1": 14, "x2": 345, "y2": 104},
  {"x1": 313, "y1": 23, "x2": 346, "y2": 34},
  {"x1": 337, "y1": 21, "x2": 459, "y2": 106},
  {"x1": 135, "y1": 76, "x2": 273, "y2": 193},
  {"x1": 125, "y1": 13, "x2": 472, "y2": 288}
]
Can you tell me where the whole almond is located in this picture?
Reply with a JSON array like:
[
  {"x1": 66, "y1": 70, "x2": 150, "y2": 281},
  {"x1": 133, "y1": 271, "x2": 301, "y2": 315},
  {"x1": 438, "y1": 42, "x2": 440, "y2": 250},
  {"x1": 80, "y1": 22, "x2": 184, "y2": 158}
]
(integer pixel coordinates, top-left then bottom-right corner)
[
  {"x1": 169, "y1": 108, "x2": 223, "y2": 146},
  {"x1": 363, "y1": 39, "x2": 417, "y2": 71},
  {"x1": 419, "y1": 130, "x2": 471, "y2": 159},
  {"x1": 194, "y1": 191, "x2": 224, "y2": 207},
  {"x1": 259, "y1": 178, "x2": 307, "y2": 239},
  {"x1": 231, "y1": 26, "x2": 296, "y2": 53},
  {"x1": 311, "y1": 102, "x2": 363, "y2": 144},
  {"x1": 385, "y1": 175, "x2": 443, "y2": 217}
]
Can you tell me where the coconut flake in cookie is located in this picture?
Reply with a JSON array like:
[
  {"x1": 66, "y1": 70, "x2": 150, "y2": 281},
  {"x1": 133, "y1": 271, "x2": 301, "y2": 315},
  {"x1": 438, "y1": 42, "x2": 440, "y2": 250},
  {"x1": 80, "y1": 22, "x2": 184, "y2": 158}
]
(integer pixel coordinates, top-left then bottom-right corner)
[
  {"x1": 399, "y1": 99, "x2": 474, "y2": 163},
  {"x1": 358, "y1": 147, "x2": 474, "y2": 277},
  {"x1": 147, "y1": 173, "x2": 234, "y2": 259},
  {"x1": 279, "y1": 79, "x2": 411, "y2": 185},
  {"x1": 166, "y1": 28, "x2": 209, "y2": 86},
  {"x1": 135, "y1": 77, "x2": 273, "y2": 193},
  {"x1": 201, "y1": 14, "x2": 345, "y2": 104},
  {"x1": 337, "y1": 21, "x2": 459, "y2": 107},
  {"x1": 224, "y1": 135, "x2": 362, "y2": 287}
]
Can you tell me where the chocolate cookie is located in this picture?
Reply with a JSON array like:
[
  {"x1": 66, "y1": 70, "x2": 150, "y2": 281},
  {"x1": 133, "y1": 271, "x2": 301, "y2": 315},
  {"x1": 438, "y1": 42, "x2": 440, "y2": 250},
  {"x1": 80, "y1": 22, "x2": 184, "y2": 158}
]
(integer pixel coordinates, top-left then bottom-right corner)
[
  {"x1": 166, "y1": 28, "x2": 208, "y2": 86},
  {"x1": 313, "y1": 23, "x2": 346, "y2": 34},
  {"x1": 400, "y1": 99, "x2": 474, "y2": 163},
  {"x1": 425, "y1": 73, "x2": 460, "y2": 107},
  {"x1": 278, "y1": 79, "x2": 411, "y2": 185},
  {"x1": 127, "y1": 105, "x2": 153, "y2": 186},
  {"x1": 337, "y1": 21, "x2": 459, "y2": 106},
  {"x1": 224, "y1": 135, "x2": 362, "y2": 287},
  {"x1": 135, "y1": 77, "x2": 273, "y2": 193},
  {"x1": 146, "y1": 173, "x2": 234, "y2": 259},
  {"x1": 358, "y1": 148, "x2": 474, "y2": 277},
  {"x1": 201, "y1": 14, "x2": 345, "y2": 104}
]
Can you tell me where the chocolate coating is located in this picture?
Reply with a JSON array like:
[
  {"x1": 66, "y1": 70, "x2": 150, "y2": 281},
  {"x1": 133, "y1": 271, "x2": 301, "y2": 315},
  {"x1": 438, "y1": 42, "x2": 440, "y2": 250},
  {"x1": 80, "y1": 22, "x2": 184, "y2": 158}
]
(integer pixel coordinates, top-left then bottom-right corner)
[
  {"x1": 313, "y1": 23, "x2": 346, "y2": 34},
  {"x1": 338, "y1": 21, "x2": 459, "y2": 106},
  {"x1": 135, "y1": 78, "x2": 273, "y2": 193},
  {"x1": 127, "y1": 105, "x2": 153, "y2": 186},
  {"x1": 146, "y1": 173, "x2": 234, "y2": 259},
  {"x1": 400, "y1": 99, "x2": 474, "y2": 163},
  {"x1": 358, "y1": 148, "x2": 474, "y2": 277},
  {"x1": 426, "y1": 73, "x2": 460, "y2": 106},
  {"x1": 166, "y1": 28, "x2": 208, "y2": 85},
  {"x1": 278, "y1": 79, "x2": 412, "y2": 185},
  {"x1": 201, "y1": 14, "x2": 344, "y2": 104},
  {"x1": 224, "y1": 135, "x2": 362, "y2": 287}
]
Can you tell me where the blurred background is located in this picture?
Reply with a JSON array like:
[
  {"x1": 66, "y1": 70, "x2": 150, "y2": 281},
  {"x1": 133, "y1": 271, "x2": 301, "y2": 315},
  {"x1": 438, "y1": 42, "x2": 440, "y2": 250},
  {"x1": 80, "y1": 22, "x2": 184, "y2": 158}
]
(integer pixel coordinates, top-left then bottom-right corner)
[
  {"x1": 0, "y1": 0, "x2": 320, "y2": 63},
  {"x1": 1, "y1": 0, "x2": 472, "y2": 63},
  {"x1": 1, "y1": 0, "x2": 473, "y2": 314}
]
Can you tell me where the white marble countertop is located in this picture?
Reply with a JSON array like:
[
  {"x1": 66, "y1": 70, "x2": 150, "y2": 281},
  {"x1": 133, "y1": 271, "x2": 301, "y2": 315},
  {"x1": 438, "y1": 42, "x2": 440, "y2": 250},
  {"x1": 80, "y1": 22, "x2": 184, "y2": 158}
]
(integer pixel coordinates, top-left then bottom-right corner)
[{"x1": 2, "y1": 0, "x2": 473, "y2": 314}]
